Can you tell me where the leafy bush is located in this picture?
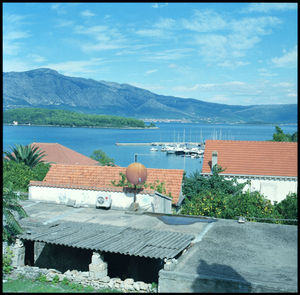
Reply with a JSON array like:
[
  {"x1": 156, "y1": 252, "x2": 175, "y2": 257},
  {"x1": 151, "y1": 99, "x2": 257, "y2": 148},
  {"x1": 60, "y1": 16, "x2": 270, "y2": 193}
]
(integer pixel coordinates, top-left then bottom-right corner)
[
  {"x1": 52, "y1": 275, "x2": 59, "y2": 284},
  {"x1": 183, "y1": 165, "x2": 248, "y2": 199},
  {"x1": 181, "y1": 166, "x2": 293, "y2": 224},
  {"x1": 224, "y1": 191, "x2": 282, "y2": 221},
  {"x1": 3, "y1": 246, "x2": 14, "y2": 274},
  {"x1": 37, "y1": 274, "x2": 48, "y2": 283},
  {"x1": 3, "y1": 160, "x2": 50, "y2": 192},
  {"x1": 275, "y1": 193, "x2": 298, "y2": 221}
]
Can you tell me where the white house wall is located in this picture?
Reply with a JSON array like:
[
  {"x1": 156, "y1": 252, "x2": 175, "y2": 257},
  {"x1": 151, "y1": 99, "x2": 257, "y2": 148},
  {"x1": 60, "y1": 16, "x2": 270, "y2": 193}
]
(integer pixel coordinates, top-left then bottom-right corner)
[
  {"x1": 224, "y1": 177, "x2": 297, "y2": 203},
  {"x1": 28, "y1": 186, "x2": 171, "y2": 213}
]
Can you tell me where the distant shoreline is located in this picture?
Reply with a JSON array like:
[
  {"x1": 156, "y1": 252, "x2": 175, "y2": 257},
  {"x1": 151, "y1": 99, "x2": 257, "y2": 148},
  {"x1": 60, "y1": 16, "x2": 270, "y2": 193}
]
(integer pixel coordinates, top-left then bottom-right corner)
[{"x1": 3, "y1": 123, "x2": 159, "y2": 130}]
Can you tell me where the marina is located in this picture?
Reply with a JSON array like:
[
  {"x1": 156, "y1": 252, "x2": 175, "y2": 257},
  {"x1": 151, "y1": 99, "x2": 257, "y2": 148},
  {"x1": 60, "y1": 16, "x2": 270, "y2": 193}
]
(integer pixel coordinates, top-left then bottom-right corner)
[
  {"x1": 3, "y1": 123, "x2": 297, "y2": 175},
  {"x1": 115, "y1": 142, "x2": 204, "y2": 146}
]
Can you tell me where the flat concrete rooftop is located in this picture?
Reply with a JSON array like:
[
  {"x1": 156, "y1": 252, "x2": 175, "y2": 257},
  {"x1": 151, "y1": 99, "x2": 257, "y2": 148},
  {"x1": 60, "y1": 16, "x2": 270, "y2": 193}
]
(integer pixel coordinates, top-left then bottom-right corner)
[{"x1": 18, "y1": 200, "x2": 297, "y2": 293}]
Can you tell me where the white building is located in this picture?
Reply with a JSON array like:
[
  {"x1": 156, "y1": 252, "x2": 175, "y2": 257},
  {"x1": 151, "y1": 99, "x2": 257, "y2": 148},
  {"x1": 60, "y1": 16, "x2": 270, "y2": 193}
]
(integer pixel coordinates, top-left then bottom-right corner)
[
  {"x1": 29, "y1": 164, "x2": 185, "y2": 213},
  {"x1": 201, "y1": 140, "x2": 297, "y2": 203}
]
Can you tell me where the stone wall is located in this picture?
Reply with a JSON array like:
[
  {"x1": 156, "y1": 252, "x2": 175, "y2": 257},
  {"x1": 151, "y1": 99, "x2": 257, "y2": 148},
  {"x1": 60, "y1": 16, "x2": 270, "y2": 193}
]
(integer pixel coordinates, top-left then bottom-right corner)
[{"x1": 5, "y1": 265, "x2": 157, "y2": 293}]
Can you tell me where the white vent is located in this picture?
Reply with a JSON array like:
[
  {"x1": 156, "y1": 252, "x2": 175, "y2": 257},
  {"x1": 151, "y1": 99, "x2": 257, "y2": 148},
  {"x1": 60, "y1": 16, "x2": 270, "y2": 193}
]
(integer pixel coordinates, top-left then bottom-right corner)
[{"x1": 96, "y1": 193, "x2": 112, "y2": 208}]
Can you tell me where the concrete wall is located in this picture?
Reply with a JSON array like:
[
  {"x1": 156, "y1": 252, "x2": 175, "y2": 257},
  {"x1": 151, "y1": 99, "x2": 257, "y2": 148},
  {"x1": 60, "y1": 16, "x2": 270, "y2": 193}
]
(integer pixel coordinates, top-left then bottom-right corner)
[
  {"x1": 224, "y1": 176, "x2": 297, "y2": 203},
  {"x1": 28, "y1": 186, "x2": 171, "y2": 213}
]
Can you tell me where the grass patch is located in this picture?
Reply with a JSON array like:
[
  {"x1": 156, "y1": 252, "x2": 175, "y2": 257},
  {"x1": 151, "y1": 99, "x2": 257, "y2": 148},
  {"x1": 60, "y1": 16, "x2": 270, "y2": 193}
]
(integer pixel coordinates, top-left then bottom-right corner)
[{"x1": 3, "y1": 277, "x2": 122, "y2": 293}]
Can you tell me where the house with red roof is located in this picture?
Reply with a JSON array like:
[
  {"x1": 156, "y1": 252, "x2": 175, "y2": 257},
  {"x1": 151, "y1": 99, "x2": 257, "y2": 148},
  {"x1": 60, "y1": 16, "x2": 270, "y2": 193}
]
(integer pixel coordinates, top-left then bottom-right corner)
[
  {"x1": 202, "y1": 140, "x2": 297, "y2": 203},
  {"x1": 31, "y1": 142, "x2": 99, "y2": 166},
  {"x1": 29, "y1": 164, "x2": 185, "y2": 213}
]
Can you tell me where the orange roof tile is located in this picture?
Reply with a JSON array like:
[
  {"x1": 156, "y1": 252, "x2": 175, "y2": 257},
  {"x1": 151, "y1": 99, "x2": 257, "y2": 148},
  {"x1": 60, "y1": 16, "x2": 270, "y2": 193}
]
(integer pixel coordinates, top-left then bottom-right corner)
[
  {"x1": 31, "y1": 142, "x2": 99, "y2": 166},
  {"x1": 202, "y1": 140, "x2": 297, "y2": 177},
  {"x1": 31, "y1": 164, "x2": 184, "y2": 204}
]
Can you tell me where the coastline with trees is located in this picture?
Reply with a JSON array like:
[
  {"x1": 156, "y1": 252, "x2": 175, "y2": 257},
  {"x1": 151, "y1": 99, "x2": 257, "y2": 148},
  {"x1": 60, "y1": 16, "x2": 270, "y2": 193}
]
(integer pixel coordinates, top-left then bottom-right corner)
[{"x1": 3, "y1": 108, "x2": 157, "y2": 129}]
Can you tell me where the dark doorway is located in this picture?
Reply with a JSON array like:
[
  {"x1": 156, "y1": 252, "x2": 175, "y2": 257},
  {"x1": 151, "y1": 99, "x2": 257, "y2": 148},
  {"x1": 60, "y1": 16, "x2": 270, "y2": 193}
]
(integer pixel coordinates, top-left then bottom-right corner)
[
  {"x1": 34, "y1": 243, "x2": 93, "y2": 273},
  {"x1": 103, "y1": 252, "x2": 163, "y2": 283},
  {"x1": 24, "y1": 240, "x2": 34, "y2": 266}
]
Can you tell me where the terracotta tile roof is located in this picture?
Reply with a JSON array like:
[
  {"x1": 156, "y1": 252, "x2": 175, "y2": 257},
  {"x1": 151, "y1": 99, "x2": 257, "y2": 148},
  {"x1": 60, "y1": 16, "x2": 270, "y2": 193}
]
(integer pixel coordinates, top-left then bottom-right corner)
[
  {"x1": 30, "y1": 164, "x2": 184, "y2": 205},
  {"x1": 31, "y1": 142, "x2": 99, "y2": 166},
  {"x1": 202, "y1": 140, "x2": 297, "y2": 177}
]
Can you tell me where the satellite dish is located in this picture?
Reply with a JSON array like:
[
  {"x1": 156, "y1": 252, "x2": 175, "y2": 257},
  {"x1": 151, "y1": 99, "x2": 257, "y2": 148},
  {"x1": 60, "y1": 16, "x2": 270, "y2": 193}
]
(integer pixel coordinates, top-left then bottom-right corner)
[
  {"x1": 126, "y1": 162, "x2": 147, "y2": 185},
  {"x1": 126, "y1": 162, "x2": 147, "y2": 211}
]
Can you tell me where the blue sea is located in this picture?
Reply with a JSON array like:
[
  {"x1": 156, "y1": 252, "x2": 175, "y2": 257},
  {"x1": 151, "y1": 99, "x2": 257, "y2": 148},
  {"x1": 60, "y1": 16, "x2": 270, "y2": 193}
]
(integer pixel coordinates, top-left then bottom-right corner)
[{"x1": 3, "y1": 123, "x2": 297, "y2": 176}]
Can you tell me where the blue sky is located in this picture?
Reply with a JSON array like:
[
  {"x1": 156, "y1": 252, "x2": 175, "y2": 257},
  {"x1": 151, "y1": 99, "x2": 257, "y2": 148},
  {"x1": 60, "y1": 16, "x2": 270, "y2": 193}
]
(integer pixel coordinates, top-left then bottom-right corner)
[{"x1": 3, "y1": 2, "x2": 297, "y2": 105}]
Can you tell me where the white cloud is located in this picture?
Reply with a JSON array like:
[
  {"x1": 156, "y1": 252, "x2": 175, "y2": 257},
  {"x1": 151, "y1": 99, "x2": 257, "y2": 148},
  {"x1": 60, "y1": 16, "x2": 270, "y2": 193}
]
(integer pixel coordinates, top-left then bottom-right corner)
[
  {"x1": 74, "y1": 25, "x2": 128, "y2": 52},
  {"x1": 81, "y1": 9, "x2": 95, "y2": 17},
  {"x1": 135, "y1": 28, "x2": 165, "y2": 38},
  {"x1": 3, "y1": 59, "x2": 34, "y2": 72},
  {"x1": 182, "y1": 9, "x2": 227, "y2": 32},
  {"x1": 171, "y1": 79, "x2": 297, "y2": 105},
  {"x1": 142, "y1": 48, "x2": 193, "y2": 61},
  {"x1": 154, "y1": 18, "x2": 176, "y2": 29},
  {"x1": 258, "y1": 68, "x2": 278, "y2": 77},
  {"x1": 41, "y1": 58, "x2": 107, "y2": 76},
  {"x1": 272, "y1": 46, "x2": 297, "y2": 68},
  {"x1": 230, "y1": 16, "x2": 281, "y2": 36},
  {"x1": 145, "y1": 69, "x2": 158, "y2": 75},
  {"x1": 152, "y1": 3, "x2": 168, "y2": 9},
  {"x1": 168, "y1": 63, "x2": 177, "y2": 68},
  {"x1": 3, "y1": 13, "x2": 31, "y2": 56},
  {"x1": 188, "y1": 15, "x2": 281, "y2": 65},
  {"x1": 217, "y1": 60, "x2": 249, "y2": 68},
  {"x1": 27, "y1": 54, "x2": 46, "y2": 63},
  {"x1": 55, "y1": 19, "x2": 74, "y2": 28},
  {"x1": 246, "y1": 3, "x2": 297, "y2": 13},
  {"x1": 51, "y1": 3, "x2": 67, "y2": 15}
]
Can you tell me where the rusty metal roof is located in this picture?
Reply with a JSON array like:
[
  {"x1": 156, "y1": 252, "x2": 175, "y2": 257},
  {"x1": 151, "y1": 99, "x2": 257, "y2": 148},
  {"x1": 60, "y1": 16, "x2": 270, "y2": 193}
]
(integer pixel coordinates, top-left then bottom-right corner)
[{"x1": 18, "y1": 221, "x2": 194, "y2": 259}]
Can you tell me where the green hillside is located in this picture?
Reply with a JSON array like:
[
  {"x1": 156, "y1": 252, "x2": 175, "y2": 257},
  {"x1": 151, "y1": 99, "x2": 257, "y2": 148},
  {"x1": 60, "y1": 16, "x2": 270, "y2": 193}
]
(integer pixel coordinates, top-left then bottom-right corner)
[{"x1": 3, "y1": 108, "x2": 152, "y2": 129}]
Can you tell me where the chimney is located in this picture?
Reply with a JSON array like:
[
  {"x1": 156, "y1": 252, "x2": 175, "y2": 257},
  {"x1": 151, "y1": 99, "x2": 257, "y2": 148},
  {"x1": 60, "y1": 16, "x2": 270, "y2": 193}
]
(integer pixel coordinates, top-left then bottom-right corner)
[{"x1": 211, "y1": 151, "x2": 218, "y2": 172}]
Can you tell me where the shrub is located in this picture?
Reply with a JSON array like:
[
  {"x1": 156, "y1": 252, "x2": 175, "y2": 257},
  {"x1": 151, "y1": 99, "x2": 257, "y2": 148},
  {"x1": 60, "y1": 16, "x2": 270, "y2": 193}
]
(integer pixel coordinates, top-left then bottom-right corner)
[
  {"x1": 3, "y1": 160, "x2": 50, "y2": 192},
  {"x1": 37, "y1": 274, "x2": 48, "y2": 283},
  {"x1": 225, "y1": 191, "x2": 282, "y2": 221},
  {"x1": 52, "y1": 275, "x2": 59, "y2": 284},
  {"x1": 275, "y1": 193, "x2": 298, "y2": 221},
  {"x1": 183, "y1": 166, "x2": 248, "y2": 199},
  {"x1": 181, "y1": 166, "x2": 286, "y2": 224},
  {"x1": 3, "y1": 246, "x2": 14, "y2": 275}
]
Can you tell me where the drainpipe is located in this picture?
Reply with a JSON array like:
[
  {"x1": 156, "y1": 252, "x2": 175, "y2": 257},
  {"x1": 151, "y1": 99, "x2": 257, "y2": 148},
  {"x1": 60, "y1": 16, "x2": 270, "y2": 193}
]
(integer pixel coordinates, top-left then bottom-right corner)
[{"x1": 211, "y1": 151, "x2": 218, "y2": 172}]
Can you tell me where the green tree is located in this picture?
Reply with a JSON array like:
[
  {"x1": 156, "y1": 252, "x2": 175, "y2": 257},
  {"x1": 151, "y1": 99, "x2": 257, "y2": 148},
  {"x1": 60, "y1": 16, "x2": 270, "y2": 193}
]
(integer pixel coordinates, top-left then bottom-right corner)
[
  {"x1": 272, "y1": 125, "x2": 297, "y2": 142},
  {"x1": 224, "y1": 191, "x2": 282, "y2": 221},
  {"x1": 3, "y1": 160, "x2": 50, "y2": 192},
  {"x1": 183, "y1": 165, "x2": 248, "y2": 199},
  {"x1": 90, "y1": 149, "x2": 115, "y2": 166},
  {"x1": 181, "y1": 165, "x2": 284, "y2": 223},
  {"x1": 4, "y1": 143, "x2": 46, "y2": 168},
  {"x1": 275, "y1": 193, "x2": 297, "y2": 220},
  {"x1": 3, "y1": 182, "x2": 28, "y2": 244}
]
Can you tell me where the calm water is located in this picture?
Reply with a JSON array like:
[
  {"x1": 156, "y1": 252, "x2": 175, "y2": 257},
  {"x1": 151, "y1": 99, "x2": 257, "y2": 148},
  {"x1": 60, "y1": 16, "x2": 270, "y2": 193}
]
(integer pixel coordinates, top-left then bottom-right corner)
[{"x1": 3, "y1": 123, "x2": 297, "y2": 176}]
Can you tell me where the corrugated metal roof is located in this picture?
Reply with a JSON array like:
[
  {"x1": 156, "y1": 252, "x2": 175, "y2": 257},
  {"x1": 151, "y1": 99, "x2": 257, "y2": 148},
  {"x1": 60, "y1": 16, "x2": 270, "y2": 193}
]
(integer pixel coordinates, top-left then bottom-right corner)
[{"x1": 18, "y1": 221, "x2": 194, "y2": 259}]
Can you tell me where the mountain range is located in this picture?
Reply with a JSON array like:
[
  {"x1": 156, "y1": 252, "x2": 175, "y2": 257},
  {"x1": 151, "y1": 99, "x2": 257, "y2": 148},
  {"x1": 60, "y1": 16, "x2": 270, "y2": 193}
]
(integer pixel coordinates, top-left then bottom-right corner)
[{"x1": 3, "y1": 68, "x2": 297, "y2": 124}]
